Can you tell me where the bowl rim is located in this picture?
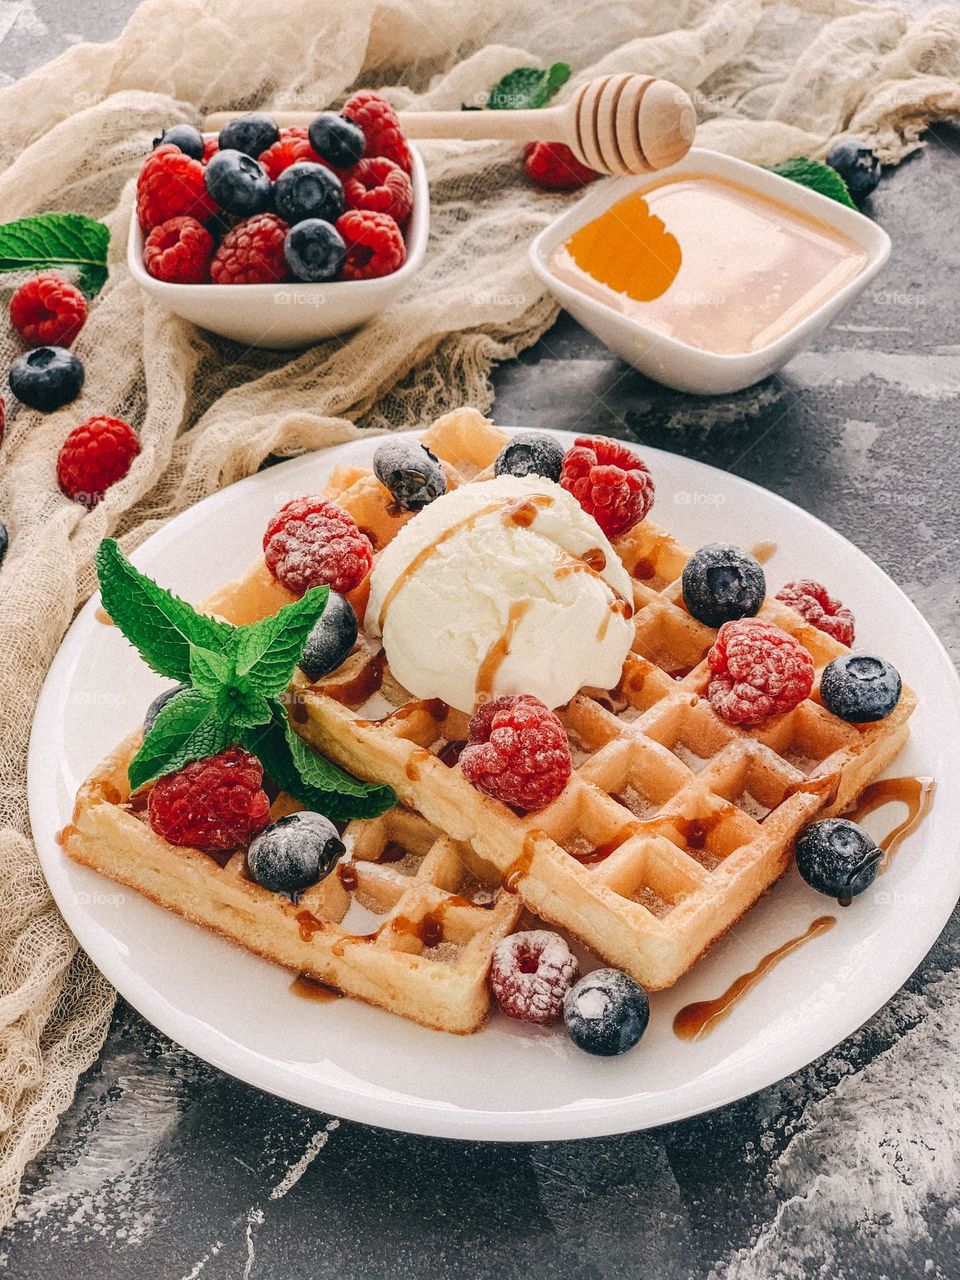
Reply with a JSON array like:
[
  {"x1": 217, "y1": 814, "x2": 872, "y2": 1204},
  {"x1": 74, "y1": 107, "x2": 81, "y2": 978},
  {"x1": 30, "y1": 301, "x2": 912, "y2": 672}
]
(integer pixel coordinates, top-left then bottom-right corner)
[
  {"x1": 528, "y1": 146, "x2": 892, "y2": 371},
  {"x1": 128, "y1": 142, "x2": 429, "y2": 297}
]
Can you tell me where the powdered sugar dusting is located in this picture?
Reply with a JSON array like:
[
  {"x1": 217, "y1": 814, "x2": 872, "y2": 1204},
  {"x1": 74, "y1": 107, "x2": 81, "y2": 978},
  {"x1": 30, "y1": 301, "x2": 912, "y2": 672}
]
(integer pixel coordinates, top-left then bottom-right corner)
[{"x1": 716, "y1": 965, "x2": 960, "y2": 1278}]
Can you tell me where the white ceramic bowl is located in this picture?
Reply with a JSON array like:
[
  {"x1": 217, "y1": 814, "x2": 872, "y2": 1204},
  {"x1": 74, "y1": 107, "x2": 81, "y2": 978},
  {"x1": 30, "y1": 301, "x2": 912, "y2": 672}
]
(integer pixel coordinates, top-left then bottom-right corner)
[
  {"x1": 128, "y1": 145, "x2": 429, "y2": 349},
  {"x1": 529, "y1": 148, "x2": 891, "y2": 395}
]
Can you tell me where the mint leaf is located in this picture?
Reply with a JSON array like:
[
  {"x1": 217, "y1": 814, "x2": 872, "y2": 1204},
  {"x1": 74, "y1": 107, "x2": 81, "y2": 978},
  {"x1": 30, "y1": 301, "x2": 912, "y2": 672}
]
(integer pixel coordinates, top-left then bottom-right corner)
[
  {"x1": 189, "y1": 645, "x2": 233, "y2": 698},
  {"x1": 128, "y1": 688, "x2": 234, "y2": 791},
  {"x1": 0, "y1": 213, "x2": 109, "y2": 296},
  {"x1": 766, "y1": 158, "x2": 856, "y2": 209},
  {"x1": 234, "y1": 585, "x2": 329, "y2": 697},
  {"x1": 96, "y1": 540, "x2": 235, "y2": 683},
  {"x1": 488, "y1": 62, "x2": 570, "y2": 111},
  {"x1": 212, "y1": 676, "x2": 272, "y2": 729},
  {"x1": 242, "y1": 708, "x2": 394, "y2": 822}
]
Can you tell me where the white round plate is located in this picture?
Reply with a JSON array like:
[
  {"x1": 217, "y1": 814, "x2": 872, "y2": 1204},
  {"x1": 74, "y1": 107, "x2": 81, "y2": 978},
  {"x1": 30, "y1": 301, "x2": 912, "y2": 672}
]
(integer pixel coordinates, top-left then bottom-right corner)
[{"x1": 28, "y1": 431, "x2": 960, "y2": 1142}]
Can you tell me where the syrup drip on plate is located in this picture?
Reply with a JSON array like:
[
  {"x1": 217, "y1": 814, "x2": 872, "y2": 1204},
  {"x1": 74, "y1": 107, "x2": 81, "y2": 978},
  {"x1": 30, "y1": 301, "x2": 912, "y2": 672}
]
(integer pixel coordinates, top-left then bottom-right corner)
[
  {"x1": 673, "y1": 775, "x2": 934, "y2": 1039},
  {"x1": 673, "y1": 915, "x2": 836, "y2": 1041},
  {"x1": 289, "y1": 974, "x2": 342, "y2": 1002}
]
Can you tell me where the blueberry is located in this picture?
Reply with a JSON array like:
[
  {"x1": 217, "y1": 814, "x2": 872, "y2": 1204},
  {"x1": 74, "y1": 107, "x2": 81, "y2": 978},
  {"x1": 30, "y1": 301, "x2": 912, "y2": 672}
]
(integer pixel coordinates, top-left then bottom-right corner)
[
  {"x1": 0, "y1": 521, "x2": 7, "y2": 568},
  {"x1": 494, "y1": 433, "x2": 565, "y2": 483},
  {"x1": 826, "y1": 139, "x2": 881, "y2": 202},
  {"x1": 9, "y1": 346, "x2": 84, "y2": 413},
  {"x1": 153, "y1": 124, "x2": 204, "y2": 160},
  {"x1": 373, "y1": 437, "x2": 447, "y2": 511},
  {"x1": 298, "y1": 592, "x2": 358, "y2": 680},
  {"x1": 796, "y1": 817, "x2": 881, "y2": 903},
  {"x1": 563, "y1": 968, "x2": 649, "y2": 1056},
  {"x1": 308, "y1": 113, "x2": 366, "y2": 169},
  {"x1": 283, "y1": 219, "x2": 346, "y2": 283},
  {"x1": 143, "y1": 684, "x2": 189, "y2": 734},
  {"x1": 247, "y1": 811, "x2": 345, "y2": 895},
  {"x1": 820, "y1": 653, "x2": 901, "y2": 722},
  {"x1": 218, "y1": 112, "x2": 279, "y2": 159},
  {"x1": 204, "y1": 149, "x2": 272, "y2": 218},
  {"x1": 273, "y1": 161, "x2": 344, "y2": 226},
  {"x1": 681, "y1": 543, "x2": 765, "y2": 628}
]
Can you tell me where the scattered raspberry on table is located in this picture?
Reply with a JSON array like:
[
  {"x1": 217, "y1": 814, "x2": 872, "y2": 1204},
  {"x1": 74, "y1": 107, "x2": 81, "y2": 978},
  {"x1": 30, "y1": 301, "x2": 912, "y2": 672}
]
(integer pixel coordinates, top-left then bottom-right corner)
[
  {"x1": 524, "y1": 141, "x2": 600, "y2": 190},
  {"x1": 10, "y1": 273, "x2": 88, "y2": 347},
  {"x1": 57, "y1": 415, "x2": 140, "y2": 508},
  {"x1": 560, "y1": 435, "x2": 655, "y2": 537},
  {"x1": 143, "y1": 216, "x2": 214, "y2": 283},
  {"x1": 147, "y1": 748, "x2": 271, "y2": 852},
  {"x1": 707, "y1": 617, "x2": 815, "y2": 726}
]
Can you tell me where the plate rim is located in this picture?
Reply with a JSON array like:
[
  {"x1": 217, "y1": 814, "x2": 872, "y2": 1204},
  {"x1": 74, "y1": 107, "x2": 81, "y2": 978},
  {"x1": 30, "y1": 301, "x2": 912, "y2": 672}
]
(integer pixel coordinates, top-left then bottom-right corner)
[{"x1": 28, "y1": 429, "x2": 960, "y2": 1142}]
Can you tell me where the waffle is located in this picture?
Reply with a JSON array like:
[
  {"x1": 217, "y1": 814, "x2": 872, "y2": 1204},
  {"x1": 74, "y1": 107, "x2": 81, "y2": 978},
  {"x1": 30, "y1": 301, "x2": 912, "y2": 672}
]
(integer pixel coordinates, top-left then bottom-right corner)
[
  {"x1": 62, "y1": 738, "x2": 520, "y2": 1034},
  {"x1": 63, "y1": 407, "x2": 915, "y2": 1021},
  {"x1": 283, "y1": 410, "x2": 916, "y2": 990}
]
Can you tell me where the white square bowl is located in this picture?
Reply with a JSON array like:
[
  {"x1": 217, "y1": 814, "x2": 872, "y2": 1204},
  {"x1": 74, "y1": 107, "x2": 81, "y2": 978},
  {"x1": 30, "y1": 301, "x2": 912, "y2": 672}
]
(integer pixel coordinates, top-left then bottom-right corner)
[
  {"x1": 128, "y1": 144, "x2": 429, "y2": 349},
  {"x1": 529, "y1": 147, "x2": 891, "y2": 395}
]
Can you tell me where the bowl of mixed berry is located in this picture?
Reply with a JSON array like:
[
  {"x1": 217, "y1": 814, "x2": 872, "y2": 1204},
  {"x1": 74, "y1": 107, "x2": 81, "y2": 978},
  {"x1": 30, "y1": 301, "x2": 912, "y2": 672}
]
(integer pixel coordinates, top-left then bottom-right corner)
[{"x1": 127, "y1": 92, "x2": 428, "y2": 348}]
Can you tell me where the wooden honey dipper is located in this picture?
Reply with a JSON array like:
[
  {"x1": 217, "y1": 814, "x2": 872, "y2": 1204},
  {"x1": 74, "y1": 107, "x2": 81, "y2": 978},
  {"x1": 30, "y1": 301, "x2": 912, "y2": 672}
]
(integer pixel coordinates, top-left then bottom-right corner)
[{"x1": 204, "y1": 74, "x2": 697, "y2": 176}]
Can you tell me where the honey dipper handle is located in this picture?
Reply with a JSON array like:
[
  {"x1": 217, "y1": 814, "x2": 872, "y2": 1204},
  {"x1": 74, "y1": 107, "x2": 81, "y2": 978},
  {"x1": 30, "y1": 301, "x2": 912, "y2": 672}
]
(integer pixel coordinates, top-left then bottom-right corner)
[
  {"x1": 395, "y1": 106, "x2": 568, "y2": 144},
  {"x1": 204, "y1": 106, "x2": 568, "y2": 142}
]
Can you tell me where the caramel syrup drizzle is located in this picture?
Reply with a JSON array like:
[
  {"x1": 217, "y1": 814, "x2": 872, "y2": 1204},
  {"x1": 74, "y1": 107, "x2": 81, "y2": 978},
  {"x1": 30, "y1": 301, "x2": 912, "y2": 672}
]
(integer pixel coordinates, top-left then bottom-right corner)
[
  {"x1": 474, "y1": 599, "x2": 532, "y2": 703},
  {"x1": 673, "y1": 775, "x2": 934, "y2": 1039},
  {"x1": 289, "y1": 974, "x2": 342, "y2": 1002},
  {"x1": 673, "y1": 916, "x2": 837, "y2": 1041}
]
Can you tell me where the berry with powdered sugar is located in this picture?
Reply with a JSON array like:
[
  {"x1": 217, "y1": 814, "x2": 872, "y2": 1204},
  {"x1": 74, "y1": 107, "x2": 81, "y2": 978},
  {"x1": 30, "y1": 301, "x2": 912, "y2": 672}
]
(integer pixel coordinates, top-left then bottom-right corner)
[
  {"x1": 707, "y1": 617, "x2": 814, "y2": 726},
  {"x1": 490, "y1": 930, "x2": 579, "y2": 1024},
  {"x1": 263, "y1": 495, "x2": 373, "y2": 597},
  {"x1": 776, "y1": 579, "x2": 855, "y2": 647},
  {"x1": 563, "y1": 968, "x2": 650, "y2": 1056}
]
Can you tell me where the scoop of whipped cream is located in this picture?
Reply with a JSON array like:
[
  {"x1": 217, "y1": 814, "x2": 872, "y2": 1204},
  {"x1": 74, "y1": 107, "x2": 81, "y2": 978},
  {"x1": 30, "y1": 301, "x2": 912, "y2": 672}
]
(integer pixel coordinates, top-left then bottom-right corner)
[{"x1": 365, "y1": 475, "x2": 634, "y2": 713}]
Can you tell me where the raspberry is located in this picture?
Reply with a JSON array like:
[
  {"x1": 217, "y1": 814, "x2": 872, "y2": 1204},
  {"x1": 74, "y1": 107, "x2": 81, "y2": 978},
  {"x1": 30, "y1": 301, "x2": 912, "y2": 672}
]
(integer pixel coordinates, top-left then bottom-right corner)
[
  {"x1": 137, "y1": 144, "x2": 218, "y2": 231},
  {"x1": 336, "y1": 210, "x2": 406, "y2": 280},
  {"x1": 147, "y1": 747, "x2": 271, "y2": 852},
  {"x1": 460, "y1": 695, "x2": 572, "y2": 812},
  {"x1": 202, "y1": 136, "x2": 220, "y2": 164},
  {"x1": 57, "y1": 415, "x2": 140, "y2": 508},
  {"x1": 342, "y1": 90, "x2": 412, "y2": 173},
  {"x1": 342, "y1": 157, "x2": 412, "y2": 223},
  {"x1": 211, "y1": 213, "x2": 289, "y2": 285},
  {"x1": 264, "y1": 496, "x2": 373, "y2": 597},
  {"x1": 523, "y1": 141, "x2": 601, "y2": 191},
  {"x1": 143, "y1": 216, "x2": 214, "y2": 283},
  {"x1": 560, "y1": 436, "x2": 655, "y2": 537},
  {"x1": 776, "y1": 579, "x2": 856, "y2": 647},
  {"x1": 259, "y1": 126, "x2": 323, "y2": 180},
  {"x1": 490, "y1": 930, "x2": 579, "y2": 1024},
  {"x1": 707, "y1": 618, "x2": 814, "y2": 726},
  {"x1": 10, "y1": 274, "x2": 87, "y2": 347}
]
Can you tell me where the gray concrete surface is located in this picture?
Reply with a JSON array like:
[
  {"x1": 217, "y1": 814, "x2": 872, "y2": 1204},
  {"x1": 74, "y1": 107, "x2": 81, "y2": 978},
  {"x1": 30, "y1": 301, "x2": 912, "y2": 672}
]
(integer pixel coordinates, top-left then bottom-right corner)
[{"x1": 2, "y1": 4, "x2": 960, "y2": 1278}]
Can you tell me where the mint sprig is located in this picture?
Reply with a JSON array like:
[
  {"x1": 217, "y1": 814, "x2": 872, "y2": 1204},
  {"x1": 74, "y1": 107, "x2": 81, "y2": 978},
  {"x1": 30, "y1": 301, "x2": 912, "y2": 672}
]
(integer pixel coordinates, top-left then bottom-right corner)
[
  {"x1": 488, "y1": 62, "x2": 570, "y2": 111},
  {"x1": 0, "y1": 213, "x2": 109, "y2": 296},
  {"x1": 765, "y1": 158, "x2": 856, "y2": 209},
  {"x1": 95, "y1": 540, "x2": 394, "y2": 821},
  {"x1": 241, "y1": 709, "x2": 394, "y2": 823}
]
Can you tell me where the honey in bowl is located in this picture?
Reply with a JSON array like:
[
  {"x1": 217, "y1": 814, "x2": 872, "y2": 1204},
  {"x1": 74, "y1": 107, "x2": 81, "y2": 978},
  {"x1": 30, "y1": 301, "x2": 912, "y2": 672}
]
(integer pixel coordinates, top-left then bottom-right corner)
[{"x1": 549, "y1": 174, "x2": 870, "y2": 356}]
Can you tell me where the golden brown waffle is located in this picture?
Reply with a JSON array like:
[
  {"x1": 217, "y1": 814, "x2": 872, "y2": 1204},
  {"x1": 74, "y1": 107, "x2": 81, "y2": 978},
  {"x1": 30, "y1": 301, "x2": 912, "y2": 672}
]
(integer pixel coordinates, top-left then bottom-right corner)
[
  {"x1": 286, "y1": 410, "x2": 916, "y2": 989},
  {"x1": 63, "y1": 407, "x2": 915, "y2": 1018},
  {"x1": 62, "y1": 739, "x2": 520, "y2": 1035}
]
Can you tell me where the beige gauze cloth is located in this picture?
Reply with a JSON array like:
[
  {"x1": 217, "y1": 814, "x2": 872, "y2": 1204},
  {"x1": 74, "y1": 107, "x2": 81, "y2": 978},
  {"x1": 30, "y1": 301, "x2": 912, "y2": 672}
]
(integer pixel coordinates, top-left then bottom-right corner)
[{"x1": 0, "y1": 0, "x2": 958, "y2": 1225}]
